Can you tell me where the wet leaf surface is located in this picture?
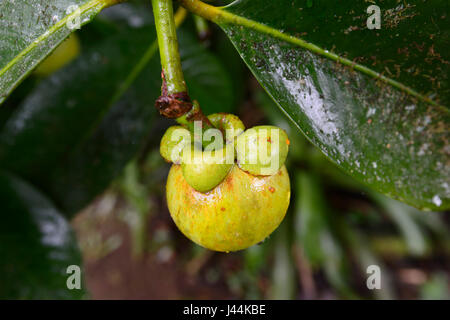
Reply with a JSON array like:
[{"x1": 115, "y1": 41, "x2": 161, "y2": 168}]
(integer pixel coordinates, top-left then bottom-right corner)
[
  {"x1": 219, "y1": 0, "x2": 450, "y2": 210},
  {"x1": 0, "y1": 0, "x2": 122, "y2": 104}
]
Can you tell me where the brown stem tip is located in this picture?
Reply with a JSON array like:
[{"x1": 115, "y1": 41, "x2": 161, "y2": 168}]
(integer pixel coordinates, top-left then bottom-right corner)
[{"x1": 155, "y1": 71, "x2": 192, "y2": 118}]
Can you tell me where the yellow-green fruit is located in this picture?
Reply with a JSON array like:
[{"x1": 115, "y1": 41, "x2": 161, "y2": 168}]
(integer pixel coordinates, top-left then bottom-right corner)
[
  {"x1": 160, "y1": 126, "x2": 191, "y2": 164},
  {"x1": 35, "y1": 33, "x2": 81, "y2": 76},
  {"x1": 180, "y1": 143, "x2": 233, "y2": 192},
  {"x1": 236, "y1": 125, "x2": 289, "y2": 176},
  {"x1": 166, "y1": 164, "x2": 290, "y2": 252}
]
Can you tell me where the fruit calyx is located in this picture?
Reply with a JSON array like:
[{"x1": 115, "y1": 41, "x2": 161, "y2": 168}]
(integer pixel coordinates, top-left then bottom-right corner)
[{"x1": 160, "y1": 114, "x2": 290, "y2": 192}]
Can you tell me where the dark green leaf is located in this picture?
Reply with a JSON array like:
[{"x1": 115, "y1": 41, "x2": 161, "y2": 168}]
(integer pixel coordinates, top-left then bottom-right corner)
[
  {"x1": 180, "y1": 30, "x2": 235, "y2": 114},
  {"x1": 212, "y1": 29, "x2": 247, "y2": 108},
  {"x1": 216, "y1": 0, "x2": 449, "y2": 210},
  {"x1": 98, "y1": 1, "x2": 154, "y2": 29},
  {"x1": 0, "y1": 25, "x2": 234, "y2": 215},
  {"x1": 0, "y1": 171, "x2": 84, "y2": 299},
  {"x1": 0, "y1": 27, "x2": 157, "y2": 215},
  {"x1": 0, "y1": 0, "x2": 122, "y2": 104}
]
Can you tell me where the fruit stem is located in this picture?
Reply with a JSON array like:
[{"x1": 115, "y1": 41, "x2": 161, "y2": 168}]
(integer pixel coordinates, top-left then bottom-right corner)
[
  {"x1": 151, "y1": 0, "x2": 215, "y2": 143},
  {"x1": 152, "y1": 0, "x2": 186, "y2": 95}
]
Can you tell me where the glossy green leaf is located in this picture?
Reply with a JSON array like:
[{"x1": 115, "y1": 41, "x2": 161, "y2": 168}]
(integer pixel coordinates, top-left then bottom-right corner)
[
  {"x1": 0, "y1": 171, "x2": 84, "y2": 299},
  {"x1": 203, "y1": 0, "x2": 450, "y2": 210},
  {"x1": 0, "y1": 24, "x2": 233, "y2": 216},
  {"x1": 0, "y1": 27, "x2": 156, "y2": 215},
  {"x1": 0, "y1": 0, "x2": 123, "y2": 104}
]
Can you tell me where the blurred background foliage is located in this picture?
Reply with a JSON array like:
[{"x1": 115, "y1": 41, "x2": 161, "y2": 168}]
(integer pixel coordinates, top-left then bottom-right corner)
[{"x1": 0, "y1": 1, "x2": 449, "y2": 299}]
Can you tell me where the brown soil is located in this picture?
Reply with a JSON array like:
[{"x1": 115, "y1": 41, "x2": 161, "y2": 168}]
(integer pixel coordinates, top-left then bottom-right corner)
[{"x1": 73, "y1": 193, "x2": 237, "y2": 300}]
